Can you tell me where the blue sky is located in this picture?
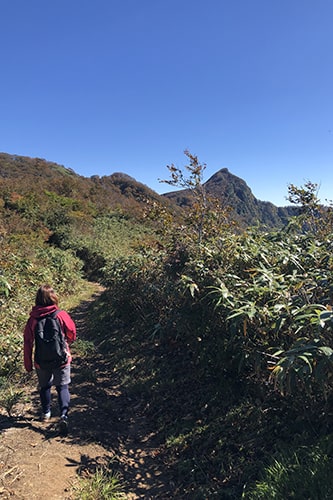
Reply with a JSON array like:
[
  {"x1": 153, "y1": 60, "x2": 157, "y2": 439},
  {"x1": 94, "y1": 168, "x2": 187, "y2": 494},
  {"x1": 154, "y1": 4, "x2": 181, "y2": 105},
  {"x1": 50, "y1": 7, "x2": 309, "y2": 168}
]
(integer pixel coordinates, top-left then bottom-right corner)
[{"x1": 1, "y1": 0, "x2": 332, "y2": 205}]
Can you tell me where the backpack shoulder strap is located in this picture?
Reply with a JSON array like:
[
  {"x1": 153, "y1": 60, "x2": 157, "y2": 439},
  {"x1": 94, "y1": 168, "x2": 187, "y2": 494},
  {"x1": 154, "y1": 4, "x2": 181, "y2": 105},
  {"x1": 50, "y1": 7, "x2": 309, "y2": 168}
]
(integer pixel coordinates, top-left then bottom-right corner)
[
  {"x1": 51, "y1": 309, "x2": 61, "y2": 317},
  {"x1": 51, "y1": 310, "x2": 65, "y2": 335}
]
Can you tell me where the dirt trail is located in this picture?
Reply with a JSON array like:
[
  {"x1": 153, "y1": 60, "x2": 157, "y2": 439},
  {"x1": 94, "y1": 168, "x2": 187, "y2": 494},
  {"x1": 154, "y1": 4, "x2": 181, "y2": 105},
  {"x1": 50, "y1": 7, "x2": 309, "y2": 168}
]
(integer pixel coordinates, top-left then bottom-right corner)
[{"x1": 0, "y1": 285, "x2": 172, "y2": 499}]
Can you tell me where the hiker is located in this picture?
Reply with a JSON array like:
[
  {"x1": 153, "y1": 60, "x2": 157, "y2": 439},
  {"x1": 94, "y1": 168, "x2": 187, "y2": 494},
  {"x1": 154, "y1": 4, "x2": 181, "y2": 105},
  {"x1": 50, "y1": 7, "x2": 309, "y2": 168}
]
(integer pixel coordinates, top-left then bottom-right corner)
[{"x1": 24, "y1": 284, "x2": 76, "y2": 436}]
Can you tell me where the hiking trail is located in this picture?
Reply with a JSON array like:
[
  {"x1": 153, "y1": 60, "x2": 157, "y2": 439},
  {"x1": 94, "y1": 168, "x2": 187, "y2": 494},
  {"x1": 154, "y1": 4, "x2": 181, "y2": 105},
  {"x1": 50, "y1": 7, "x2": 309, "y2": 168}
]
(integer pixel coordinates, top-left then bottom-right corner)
[{"x1": 0, "y1": 284, "x2": 173, "y2": 499}]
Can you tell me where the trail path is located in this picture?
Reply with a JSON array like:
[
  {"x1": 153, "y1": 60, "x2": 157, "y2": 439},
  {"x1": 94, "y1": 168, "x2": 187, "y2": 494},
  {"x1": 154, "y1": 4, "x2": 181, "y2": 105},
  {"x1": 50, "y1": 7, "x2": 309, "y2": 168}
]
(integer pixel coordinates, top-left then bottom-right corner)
[{"x1": 0, "y1": 285, "x2": 173, "y2": 499}]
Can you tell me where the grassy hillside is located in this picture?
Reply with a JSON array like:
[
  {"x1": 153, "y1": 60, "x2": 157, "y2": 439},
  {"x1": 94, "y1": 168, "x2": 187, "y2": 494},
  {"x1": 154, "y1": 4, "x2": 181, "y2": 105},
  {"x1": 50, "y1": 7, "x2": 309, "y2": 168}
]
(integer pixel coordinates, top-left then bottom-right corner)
[
  {"x1": 0, "y1": 153, "x2": 177, "y2": 277},
  {"x1": 0, "y1": 152, "x2": 173, "y2": 216}
]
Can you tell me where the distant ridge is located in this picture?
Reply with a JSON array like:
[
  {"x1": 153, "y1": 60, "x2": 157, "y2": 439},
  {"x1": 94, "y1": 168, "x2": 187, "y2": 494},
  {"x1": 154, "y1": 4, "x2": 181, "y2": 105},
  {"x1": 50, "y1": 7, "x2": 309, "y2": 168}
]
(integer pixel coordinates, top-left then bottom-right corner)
[
  {"x1": 0, "y1": 152, "x2": 172, "y2": 217},
  {"x1": 163, "y1": 167, "x2": 295, "y2": 227},
  {"x1": 0, "y1": 152, "x2": 294, "y2": 227}
]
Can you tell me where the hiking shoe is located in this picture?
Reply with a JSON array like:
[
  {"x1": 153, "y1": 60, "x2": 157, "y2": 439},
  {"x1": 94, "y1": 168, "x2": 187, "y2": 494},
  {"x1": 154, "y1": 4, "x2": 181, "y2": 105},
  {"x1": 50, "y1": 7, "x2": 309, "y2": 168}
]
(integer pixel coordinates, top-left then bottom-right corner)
[
  {"x1": 42, "y1": 411, "x2": 51, "y2": 421},
  {"x1": 59, "y1": 416, "x2": 68, "y2": 436}
]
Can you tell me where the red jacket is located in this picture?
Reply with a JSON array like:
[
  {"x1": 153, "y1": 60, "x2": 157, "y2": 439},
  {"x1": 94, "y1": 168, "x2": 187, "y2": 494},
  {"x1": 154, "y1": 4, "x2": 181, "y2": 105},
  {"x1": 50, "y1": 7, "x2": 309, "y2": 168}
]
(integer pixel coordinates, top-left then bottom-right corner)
[{"x1": 24, "y1": 304, "x2": 76, "y2": 372}]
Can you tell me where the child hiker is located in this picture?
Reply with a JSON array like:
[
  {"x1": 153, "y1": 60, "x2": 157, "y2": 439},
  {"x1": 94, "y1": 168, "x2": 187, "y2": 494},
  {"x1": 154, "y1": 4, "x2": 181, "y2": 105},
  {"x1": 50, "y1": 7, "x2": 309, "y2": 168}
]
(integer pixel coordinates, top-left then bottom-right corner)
[{"x1": 24, "y1": 284, "x2": 76, "y2": 436}]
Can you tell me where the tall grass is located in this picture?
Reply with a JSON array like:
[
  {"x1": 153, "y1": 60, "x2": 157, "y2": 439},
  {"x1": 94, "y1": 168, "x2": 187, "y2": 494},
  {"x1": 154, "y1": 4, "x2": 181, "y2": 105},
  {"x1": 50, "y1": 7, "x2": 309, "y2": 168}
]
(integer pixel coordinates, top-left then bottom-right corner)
[
  {"x1": 243, "y1": 446, "x2": 333, "y2": 499},
  {"x1": 71, "y1": 468, "x2": 125, "y2": 500}
]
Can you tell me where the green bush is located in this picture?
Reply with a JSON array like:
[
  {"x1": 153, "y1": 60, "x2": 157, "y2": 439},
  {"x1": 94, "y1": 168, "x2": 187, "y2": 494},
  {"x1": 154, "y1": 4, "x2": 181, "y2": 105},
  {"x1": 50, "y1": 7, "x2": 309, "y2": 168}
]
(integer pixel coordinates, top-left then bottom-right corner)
[
  {"x1": 0, "y1": 239, "x2": 84, "y2": 377},
  {"x1": 243, "y1": 445, "x2": 333, "y2": 499}
]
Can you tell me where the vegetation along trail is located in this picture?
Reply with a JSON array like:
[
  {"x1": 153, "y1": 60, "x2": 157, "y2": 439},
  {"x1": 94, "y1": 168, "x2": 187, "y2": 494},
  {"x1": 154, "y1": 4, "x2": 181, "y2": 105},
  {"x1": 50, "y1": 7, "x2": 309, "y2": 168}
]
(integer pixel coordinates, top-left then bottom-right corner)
[
  {"x1": 0, "y1": 283, "x2": 173, "y2": 499},
  {"x1": 3, "y1": 153, "x2": 333, "y2": 497}
]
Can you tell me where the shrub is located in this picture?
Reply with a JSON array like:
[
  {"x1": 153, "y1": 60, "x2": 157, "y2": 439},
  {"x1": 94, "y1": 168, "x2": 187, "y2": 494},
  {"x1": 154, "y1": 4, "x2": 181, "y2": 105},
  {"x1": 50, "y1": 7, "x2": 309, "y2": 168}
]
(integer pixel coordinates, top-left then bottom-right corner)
[{"x1": 243, "y1": 445, "x2": 333, "y2": 499}]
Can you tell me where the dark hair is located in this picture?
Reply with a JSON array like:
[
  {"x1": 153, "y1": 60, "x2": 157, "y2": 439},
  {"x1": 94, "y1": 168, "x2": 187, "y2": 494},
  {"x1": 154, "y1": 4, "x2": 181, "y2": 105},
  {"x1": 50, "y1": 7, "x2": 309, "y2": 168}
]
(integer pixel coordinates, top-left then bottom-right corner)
[{"x1": 35, "y1": 284, "x2": 59, "y2": 306}]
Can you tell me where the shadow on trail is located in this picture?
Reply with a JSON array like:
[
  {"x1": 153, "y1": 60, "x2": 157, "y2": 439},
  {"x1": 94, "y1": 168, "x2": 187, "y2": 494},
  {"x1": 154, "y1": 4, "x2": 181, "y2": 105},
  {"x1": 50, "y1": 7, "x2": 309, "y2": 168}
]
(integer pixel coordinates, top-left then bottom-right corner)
[
  {"x1": 65, "y1": 287, "x2": 175, "y2": 498},
  {"x1": 0, "y1": 414, "x2": 59, "y2": 439},
  {"x1": 67, "y1": 352, "x2": 171, "y2": 498},
  {"x1": 66, "y1": 288, "x2": 175, "y2": 499}
]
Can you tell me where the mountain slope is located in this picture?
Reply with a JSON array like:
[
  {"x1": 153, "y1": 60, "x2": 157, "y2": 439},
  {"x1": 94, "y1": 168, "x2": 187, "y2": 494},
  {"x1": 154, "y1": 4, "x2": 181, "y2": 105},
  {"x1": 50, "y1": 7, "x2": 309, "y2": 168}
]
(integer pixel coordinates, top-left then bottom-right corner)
[
  {"x1": 163, "y1": 167, "x2": 295, "y2": 227},
  {"x1": 0, "y1": 153, "x2": 172, "y2": 217},
  {"x1": 0, "y1": 152, "x2": 294, "y2": 228}
]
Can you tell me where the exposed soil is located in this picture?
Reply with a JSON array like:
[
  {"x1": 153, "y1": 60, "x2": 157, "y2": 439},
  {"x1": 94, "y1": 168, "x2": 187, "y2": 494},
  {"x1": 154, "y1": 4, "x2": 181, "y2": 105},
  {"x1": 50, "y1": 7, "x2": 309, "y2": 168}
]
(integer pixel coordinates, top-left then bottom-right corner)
[{"x1": 0, "y1": 285, "x2": 173, "y2": 499}]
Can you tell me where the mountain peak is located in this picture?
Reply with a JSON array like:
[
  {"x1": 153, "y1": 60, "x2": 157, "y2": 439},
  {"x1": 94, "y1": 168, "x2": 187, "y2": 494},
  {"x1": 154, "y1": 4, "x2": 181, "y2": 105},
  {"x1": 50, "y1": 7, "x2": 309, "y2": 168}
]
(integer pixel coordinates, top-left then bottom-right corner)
[{"x1": 164, "y1": 166, "x2": 294, "y2": 227}]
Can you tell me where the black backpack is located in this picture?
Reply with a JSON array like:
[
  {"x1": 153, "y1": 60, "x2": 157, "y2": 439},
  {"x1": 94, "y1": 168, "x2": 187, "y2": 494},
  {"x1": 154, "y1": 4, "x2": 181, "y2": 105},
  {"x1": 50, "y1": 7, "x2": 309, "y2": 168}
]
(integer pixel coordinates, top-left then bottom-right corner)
[{"x1": 34, "y1": 311, "x2": 68, "y2": 369}]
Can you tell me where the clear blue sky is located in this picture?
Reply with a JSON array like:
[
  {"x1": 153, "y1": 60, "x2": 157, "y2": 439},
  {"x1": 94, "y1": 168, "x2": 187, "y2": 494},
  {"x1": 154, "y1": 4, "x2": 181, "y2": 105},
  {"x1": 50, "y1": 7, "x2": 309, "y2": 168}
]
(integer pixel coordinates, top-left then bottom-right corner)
[{"x1": 1, "y1": 0, "x2": 332, "y2": 205}]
